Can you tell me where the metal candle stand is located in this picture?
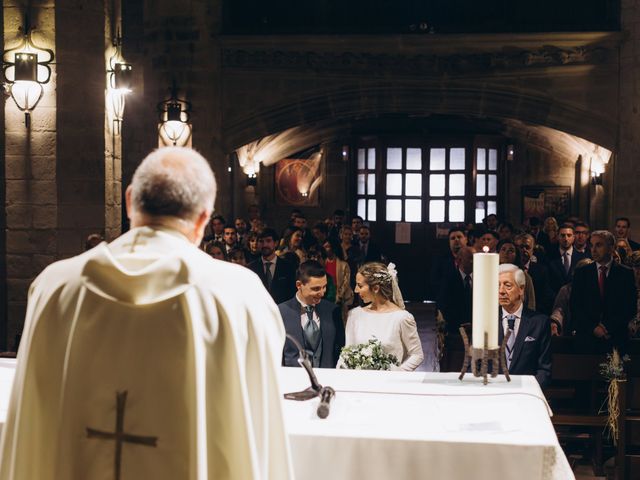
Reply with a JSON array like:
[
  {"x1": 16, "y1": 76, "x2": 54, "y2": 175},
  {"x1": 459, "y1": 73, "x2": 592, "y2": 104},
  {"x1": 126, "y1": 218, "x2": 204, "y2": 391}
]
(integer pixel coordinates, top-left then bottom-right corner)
[{"x1": 458, "y1": 328, "x2": 511, "y2": 385}]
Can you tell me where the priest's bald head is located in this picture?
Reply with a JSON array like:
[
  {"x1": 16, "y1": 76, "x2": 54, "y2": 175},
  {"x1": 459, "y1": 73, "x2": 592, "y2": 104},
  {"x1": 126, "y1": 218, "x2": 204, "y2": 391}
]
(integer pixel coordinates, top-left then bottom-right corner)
[{"x1": 126, "y1": 147, "x2": 216, "y2": 245}]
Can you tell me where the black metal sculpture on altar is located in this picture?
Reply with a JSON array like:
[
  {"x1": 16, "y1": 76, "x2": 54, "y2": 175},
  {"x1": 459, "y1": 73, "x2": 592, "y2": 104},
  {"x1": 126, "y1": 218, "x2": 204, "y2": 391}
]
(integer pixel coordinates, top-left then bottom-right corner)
[
  {"x1": 458, "y1": 328, "x2": 512, "y2": 385},
  {"x1": 283, "y1": 334, "x2": 335, "y2": 418}
]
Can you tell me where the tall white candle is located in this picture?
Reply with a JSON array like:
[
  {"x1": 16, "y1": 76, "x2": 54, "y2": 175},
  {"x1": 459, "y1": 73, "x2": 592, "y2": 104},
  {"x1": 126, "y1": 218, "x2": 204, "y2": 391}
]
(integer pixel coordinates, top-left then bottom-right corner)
[{"x1": 472, "y1": 248, "x2": 499, "y2": 349}]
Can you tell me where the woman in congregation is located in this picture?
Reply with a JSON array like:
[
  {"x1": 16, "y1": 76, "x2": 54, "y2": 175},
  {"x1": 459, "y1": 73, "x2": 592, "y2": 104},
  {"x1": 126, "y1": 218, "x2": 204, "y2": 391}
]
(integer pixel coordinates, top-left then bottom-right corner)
[
  {"x1": 245, "y1": 231, "x2": 261, "y2": 263},
  {"x1": 339, "y1": 225, "x2": 361, "y2": 288},
  {"x1": 204, "y1": 241, "x2": 227, "y2": 261},
  {"x1": 278, "y1": 228, "x2": 307, "y2": 266},
  {"x1": 343, "y1": 262, "x2": 424, "y2": 371},
  {"x1": 322, "y1": 237, "x2": 354, "y2": 325}
]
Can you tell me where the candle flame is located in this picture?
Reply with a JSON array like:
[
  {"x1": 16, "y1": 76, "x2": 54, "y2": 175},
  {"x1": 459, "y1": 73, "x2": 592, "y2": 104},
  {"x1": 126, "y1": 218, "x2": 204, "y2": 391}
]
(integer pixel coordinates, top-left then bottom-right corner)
[{"x1": 482, "y1": 246, "x2": 489, "y2": 253}]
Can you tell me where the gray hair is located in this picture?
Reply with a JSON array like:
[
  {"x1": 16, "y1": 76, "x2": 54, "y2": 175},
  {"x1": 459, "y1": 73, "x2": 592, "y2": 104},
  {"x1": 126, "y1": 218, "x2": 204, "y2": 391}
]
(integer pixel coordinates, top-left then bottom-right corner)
[
  {"x1": 130, "y1": 147, "x2": 216, "y2": 220},
  {"x1": 499, "y1": 263, "x2": 526, "y2": 288},
  {"x1": 591, "y1": 230, "x2": 615, "y2": 247},
  {"x1": 515, "y1": 232, "x2": 534, "y2": 244}
]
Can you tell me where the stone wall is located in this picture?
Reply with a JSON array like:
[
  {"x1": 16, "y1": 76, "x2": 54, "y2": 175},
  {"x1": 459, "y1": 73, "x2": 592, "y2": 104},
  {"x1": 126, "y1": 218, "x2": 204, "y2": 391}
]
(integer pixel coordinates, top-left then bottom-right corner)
[
  {"x1": 2, "y1": 0, "x2": 119, "y2": 347},
  {"x1": 3, "y1": 1, "x2": 57, "y2": 349}
]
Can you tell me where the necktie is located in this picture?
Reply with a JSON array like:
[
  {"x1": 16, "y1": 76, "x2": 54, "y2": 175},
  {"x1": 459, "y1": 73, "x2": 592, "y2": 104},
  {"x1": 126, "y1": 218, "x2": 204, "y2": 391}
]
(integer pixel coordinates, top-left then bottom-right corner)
[
  {"x1": 506, "y1": 314, "x2": 516, "y2": 368},
  {"x1": 598, "y1": 265, "x2": 607, "y2": 298},
  {"x1": 563, "y1": 251, "x2": 571, "y2": 274},
  {"x1": 304, "y1": 305, "x2": 314, "y2": 325},
  {"x1": 464, "y1": 275, "x2": 472, "y2": 298},
  {"x1": 265, "y1": 261, "x2": 273, "y2": 289},
  {"x1": 303, "y1": 306, "x2": 320, "y2": 350}
]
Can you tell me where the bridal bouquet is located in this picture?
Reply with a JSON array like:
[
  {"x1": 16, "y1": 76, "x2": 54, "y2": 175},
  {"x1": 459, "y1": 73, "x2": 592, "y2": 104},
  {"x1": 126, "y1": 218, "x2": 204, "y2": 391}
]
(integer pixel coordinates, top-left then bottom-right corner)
[{"x1": 339, "y1": 338, "x2": 399, "y2": 371}]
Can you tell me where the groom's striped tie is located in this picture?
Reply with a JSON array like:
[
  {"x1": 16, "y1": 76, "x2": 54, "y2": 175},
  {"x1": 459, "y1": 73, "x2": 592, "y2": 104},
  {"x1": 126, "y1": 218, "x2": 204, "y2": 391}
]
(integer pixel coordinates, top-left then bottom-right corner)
[{"x1": 506, "y1": 315, "x2": 516, "y2": 369}]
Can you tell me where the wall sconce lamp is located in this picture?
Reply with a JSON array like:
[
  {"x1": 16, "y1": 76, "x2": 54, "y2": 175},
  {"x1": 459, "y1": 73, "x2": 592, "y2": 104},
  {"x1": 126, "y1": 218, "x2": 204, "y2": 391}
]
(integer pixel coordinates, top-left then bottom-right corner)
[
  {"x1": 2, "y1": 14, "x2": 54, "y2": 128},
  {"x1": 590, "y1": 160, "x2": 604, "y2": 186},
  {"x1": 341, "y1": 145, "x2": 349, "y2": 162},
  {"x1": 157, "y1": 81, "x2": 191, "y2": 146},
  {"x1": 506, "y1": 144, "x2": 515, "y2": 161},
  {"x1": 107, "y1": 35, "x2": 132, "y2": 135},
  {"x1": 591, "y1": 170, "x2": 603, "y2": 186},
  {"x1": 246, "y1": 172, "x2": 257, "y2": 187}
]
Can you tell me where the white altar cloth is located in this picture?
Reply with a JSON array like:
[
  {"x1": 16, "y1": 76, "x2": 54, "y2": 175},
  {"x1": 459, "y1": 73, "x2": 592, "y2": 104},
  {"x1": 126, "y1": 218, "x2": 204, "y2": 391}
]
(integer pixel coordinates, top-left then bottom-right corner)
[
  {"x1": 0, "y1": 360, "x2": 573, "y2": 479},
  {"x1": 280, "y1": 367, "x2": 574, "y2": 480}
]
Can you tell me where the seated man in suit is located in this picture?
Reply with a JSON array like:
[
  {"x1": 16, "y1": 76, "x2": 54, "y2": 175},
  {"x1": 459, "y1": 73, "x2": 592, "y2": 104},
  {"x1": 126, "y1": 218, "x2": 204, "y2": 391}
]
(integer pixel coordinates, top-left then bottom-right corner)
[
  {"x1": 279, "y1": 260, "x2": 345, "y2": 368},
  {"x1": 430, "y1": 227, "x2": 468, "y2": 302},
  {"x1": 514, "y1": 233, "x2": 554, "y2": 315},
  {"x1": 248, "y1": 228, "x2": 297, "y2": 304},
  {"x1": 358, "y1": 225, "x2": 382, "y2": 263},
  {"x1": 478, "y1": 229, "x2": 499, "y2": 253},
  {"x1": 614, "y1": 216, "x2": 640, "y2": 251},
  {"x1": 498, "y1": 263, "x2": 552, "y2": 386},
  {"x1": 574, "y1": 221, "x2": 592, "y2": 258},
  {"x1": 438, "y1": 246, "x2": 473, "y2": 333},
  {"x1": 547, "y1": 224, "x2": 587, "y2": 296},
  {"x1": 570, "y1": 230, "x2": 637, "y2": 353}
]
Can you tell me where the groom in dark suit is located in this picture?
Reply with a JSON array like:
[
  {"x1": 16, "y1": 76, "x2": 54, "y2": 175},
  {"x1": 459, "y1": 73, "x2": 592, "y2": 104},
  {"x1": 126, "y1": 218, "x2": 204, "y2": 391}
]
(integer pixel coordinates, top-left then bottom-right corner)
[
  {"x1": 498, "y1": 264, "x2": 552, "y2": 386},
  {"x1": 279, "y1": 260, "x2": 345, "y2": 368}
]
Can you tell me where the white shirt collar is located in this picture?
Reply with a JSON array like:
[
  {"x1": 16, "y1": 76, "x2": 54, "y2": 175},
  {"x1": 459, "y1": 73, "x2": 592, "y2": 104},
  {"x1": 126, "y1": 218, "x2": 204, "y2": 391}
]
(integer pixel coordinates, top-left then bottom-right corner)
[
  {"x1": 501, "y1": 302, "x2": 524, "y2": 321},
  {"x1": 560, "y1": 245, "x2": 573, "y2": 256},
  {"x1": 295, "y1": 292, "x2": 309, "y2": 308},
  {"x1": 262, "y1": 255, "x2": 277, "y2": 266},
  {"x1": 596, "y1": 258, "x2": 613, "y2": 273}
]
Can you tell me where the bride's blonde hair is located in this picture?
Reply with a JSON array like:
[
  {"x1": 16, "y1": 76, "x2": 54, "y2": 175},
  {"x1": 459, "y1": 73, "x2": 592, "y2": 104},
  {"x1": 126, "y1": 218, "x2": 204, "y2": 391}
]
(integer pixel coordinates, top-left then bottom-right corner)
[{"x1": 358, "y1": 262, "x2": 405, "y2": 309}]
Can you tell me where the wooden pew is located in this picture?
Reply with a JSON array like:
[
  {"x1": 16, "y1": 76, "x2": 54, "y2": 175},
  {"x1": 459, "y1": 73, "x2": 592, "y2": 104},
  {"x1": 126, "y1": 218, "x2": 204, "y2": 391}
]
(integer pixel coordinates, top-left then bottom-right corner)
[
  {"x1": 543, "y1": 339, "x2": 608, "y2": 475},
  {"x1": 612, "y1": 343, "x2": 640, "y2": 479}
]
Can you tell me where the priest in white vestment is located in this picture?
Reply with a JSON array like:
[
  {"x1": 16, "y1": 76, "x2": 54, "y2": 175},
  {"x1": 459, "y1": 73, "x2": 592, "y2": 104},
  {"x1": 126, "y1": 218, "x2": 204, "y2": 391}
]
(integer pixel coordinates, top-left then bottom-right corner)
[{"x1": 0, "y1": 147, "x2": 293, "y2": 480}]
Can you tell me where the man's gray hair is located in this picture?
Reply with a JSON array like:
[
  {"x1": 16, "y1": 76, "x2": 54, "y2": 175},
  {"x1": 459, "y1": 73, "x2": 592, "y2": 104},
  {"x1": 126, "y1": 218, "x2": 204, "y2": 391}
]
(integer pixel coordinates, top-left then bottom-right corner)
[
  {"x1": 591, "y1": 230, "x2": 615, "y2": 247},
  {"x1": 499, "y1": 263, "x2": 526, "y2": 288},
  {"x1": 130, "y1": 147, "x2": 216, "y2": 220},
  {"x1": 515, "y1": 232, "x2": 534, "y2": 244}
]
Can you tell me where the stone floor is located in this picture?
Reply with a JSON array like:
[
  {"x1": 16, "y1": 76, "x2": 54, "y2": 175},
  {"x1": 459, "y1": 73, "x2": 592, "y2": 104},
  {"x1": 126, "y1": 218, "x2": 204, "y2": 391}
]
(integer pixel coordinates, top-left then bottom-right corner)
[{"x1": 574, "y1": 464, "x2": 606, "y2": 479}]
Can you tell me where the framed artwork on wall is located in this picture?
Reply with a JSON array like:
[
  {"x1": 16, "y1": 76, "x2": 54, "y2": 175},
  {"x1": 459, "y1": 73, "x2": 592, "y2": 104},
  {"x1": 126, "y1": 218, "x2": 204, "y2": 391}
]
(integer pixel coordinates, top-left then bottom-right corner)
[
  {"x1": 274, "y1": 149, "x2": 323, "y2": 206},
  {"x1": 521, "y1": 185, "x2": 571, "y2": 222}
]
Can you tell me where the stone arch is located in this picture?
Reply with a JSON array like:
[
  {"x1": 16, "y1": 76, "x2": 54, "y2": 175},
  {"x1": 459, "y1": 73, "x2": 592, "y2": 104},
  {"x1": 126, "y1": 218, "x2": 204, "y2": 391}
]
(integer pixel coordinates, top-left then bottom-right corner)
[{"x1": 222, "y1": 81, "x2": 616, "y2": 151}]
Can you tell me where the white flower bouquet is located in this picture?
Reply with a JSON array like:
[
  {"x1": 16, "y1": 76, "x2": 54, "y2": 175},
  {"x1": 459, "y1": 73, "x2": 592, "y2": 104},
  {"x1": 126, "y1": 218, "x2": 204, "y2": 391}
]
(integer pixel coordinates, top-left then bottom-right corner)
[{"x1": 339, "y1": 338, "x2": 399, "y2": 370}]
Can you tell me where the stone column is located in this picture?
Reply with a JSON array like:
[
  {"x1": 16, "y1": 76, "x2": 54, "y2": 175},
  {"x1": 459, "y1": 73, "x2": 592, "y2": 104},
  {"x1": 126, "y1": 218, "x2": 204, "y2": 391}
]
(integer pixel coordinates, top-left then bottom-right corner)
[
  {"x1": 3, "y1": 1, "x2": 57, "y2": 349},
  {"x1": 2, "y1": 0, "x2": 119, "y2": 348}
]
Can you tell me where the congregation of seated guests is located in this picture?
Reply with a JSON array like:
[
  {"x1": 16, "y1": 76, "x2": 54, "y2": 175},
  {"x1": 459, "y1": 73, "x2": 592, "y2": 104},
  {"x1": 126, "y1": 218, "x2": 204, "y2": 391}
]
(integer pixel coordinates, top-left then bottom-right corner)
[
  {"x1": 434, "y1": 215, "x2": 640, "y2": 360},
  {"x1": 200, "y1": 207, "x2": 640, "y2": 375}
]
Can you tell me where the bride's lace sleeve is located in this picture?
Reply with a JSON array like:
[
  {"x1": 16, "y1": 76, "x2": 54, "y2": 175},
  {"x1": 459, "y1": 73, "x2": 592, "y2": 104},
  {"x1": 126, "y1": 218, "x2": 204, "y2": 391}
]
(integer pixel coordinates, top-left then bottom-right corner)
[{"x1": 398, "y1": 312, "x2": 424, "y2": 371}]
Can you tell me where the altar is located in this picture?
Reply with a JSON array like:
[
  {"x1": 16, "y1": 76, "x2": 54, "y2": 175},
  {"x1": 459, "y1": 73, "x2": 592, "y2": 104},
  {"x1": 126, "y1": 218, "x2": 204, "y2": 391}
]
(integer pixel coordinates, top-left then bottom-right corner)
[
  {"x1": 281, "y1": 367, "x2": 574, "y2": 480},
  {"x1": 0, "y1": 360, "x2": 572, "y2": 479}
]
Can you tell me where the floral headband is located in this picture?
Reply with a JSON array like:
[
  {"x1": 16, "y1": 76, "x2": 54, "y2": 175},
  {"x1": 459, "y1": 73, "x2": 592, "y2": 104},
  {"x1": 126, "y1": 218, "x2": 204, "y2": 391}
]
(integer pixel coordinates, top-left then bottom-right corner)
[{"x1": 370, "y1": 263, "x2": 398, "y2": 283}]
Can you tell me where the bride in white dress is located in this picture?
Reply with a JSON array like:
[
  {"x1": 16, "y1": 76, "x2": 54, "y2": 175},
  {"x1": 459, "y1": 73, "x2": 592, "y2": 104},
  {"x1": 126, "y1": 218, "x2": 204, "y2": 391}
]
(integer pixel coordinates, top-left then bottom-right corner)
[{"x1": 344, "y1": 262, "x2": 424, "y2": 371}]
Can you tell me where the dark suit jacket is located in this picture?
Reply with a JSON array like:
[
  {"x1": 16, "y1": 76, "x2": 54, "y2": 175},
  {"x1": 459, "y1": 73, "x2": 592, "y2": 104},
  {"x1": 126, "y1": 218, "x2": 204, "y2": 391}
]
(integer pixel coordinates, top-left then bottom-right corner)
[
  {"x1": 547, "y1": 248, "x2": 587, "y2": 295},
  {"x1": 429, "y1": 252, "x2": 457, "y2": 302},
  {"x1": 248, "y1": 256, "x2": 297, "y2": 305},
  {"x1": 359, "y1": 241, "x2": 382, "y2": 264},
  {"x1": 437, "y1": 270, "x2": 472, "y2": 333},
  {"x1": 279, "y1": 297, "x2": 345, "y2": 368},
  {"x1": 499, "y1": 308, "x2": 552, "y2": 386},
  {"x1": 526, "y1": 262, "x2": 554, "y2": 315},
  {"x1": 628, "y1": 239, "x2": 640, "y2": 251},
  {"x1": 570, "y1": 261, "x2": 637, "y2": 351}
]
